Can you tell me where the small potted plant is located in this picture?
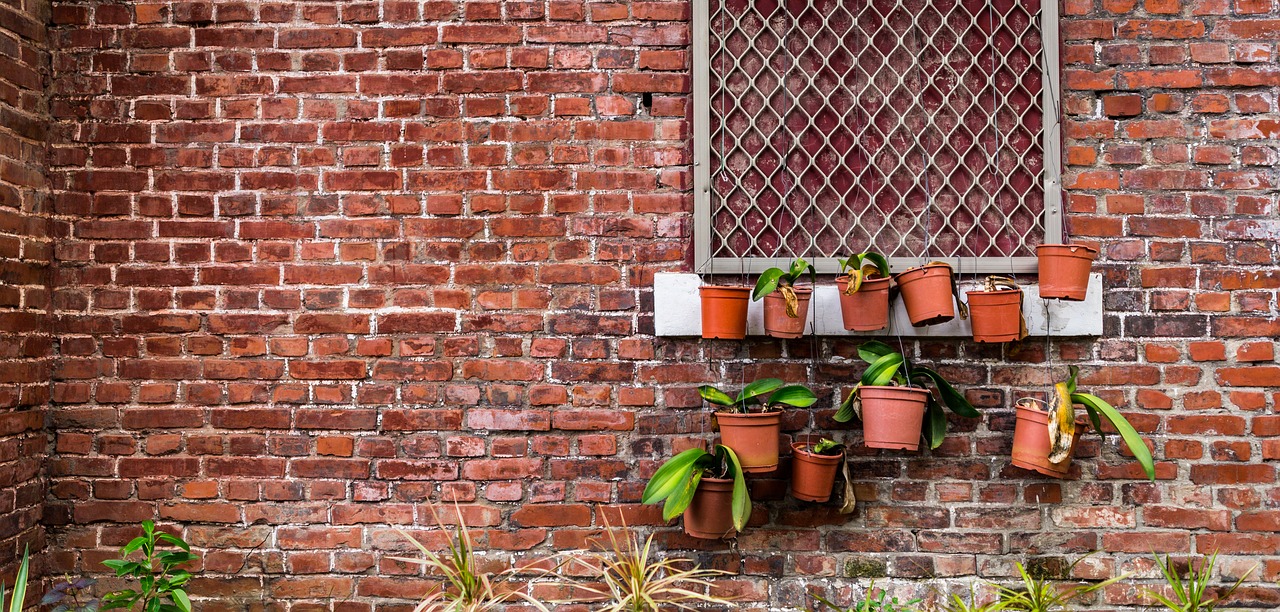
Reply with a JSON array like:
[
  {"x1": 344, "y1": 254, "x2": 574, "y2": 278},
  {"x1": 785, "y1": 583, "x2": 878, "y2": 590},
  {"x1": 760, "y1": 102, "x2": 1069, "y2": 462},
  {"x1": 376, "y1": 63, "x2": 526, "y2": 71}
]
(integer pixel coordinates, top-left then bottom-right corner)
[
  {"x1": 836, "y1": 251, "x2": 891, "y2": 331},
  {"x1": 966, "y1": 276, "x2": 1027, "y2": 343},
  {"x1": 752, "y1": 257, "x2": 814, "y2": 338},
  {"x1": 790, "y1": 437, "x2": 844, "y2": 503},
  {"x1": 699, "y1": 283, "x2": 751, "y2": 340},
  {"x1": 700, "y1": 378, "x2": 818, "y2": 472},
  {"x1": 641, "y1": 444, "x2": 750, "y2": 539},
  {"x1": 834, "y1": 341, "x2": 978, "y2": 451},
  {"x1": 1036, "y1": 242, "x2": 1098, "y2": 301},
  {"x1": 894, "y1": 261, "x2": 965, "y2": 326},
  {"x1": 1011, "y1": 366, "x2": 1155, "y2": 480}
]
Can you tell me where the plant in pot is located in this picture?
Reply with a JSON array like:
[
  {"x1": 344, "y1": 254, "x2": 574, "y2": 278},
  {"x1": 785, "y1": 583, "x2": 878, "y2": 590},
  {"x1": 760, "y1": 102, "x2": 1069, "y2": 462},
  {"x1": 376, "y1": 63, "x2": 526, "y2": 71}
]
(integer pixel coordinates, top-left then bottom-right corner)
[
  {"x1": 834, "y1": 341, "x2": 978, "y2": 451},
  {"x1": 700, "y1": 378, "x2": 818, "y2": 472},
  {"x1": 966, "y1": 276, "x2": 1027, "y2": 343},
  {"x1": 790, "y1": 437, "x2": 844, "y2": 503},
  {"x1": 1011, "y1": 366, "x2": 1155, "y2": 480},
  {"x1": 1036, "y1": 242, "x2": 1097, "y2": 301},
  {"x1": 836, "y1": 251, "x2": 892, "y2": 331},
  {"x1": 894, "y1": 261, "x2": 967, "y2": 327},
  {"x1": 641, "y1": 444, "x2": 750, "y2": 540},
  {"x1": 752, "y1": 257, "x2": 814, "y2": 338},
  {"x1": 699, "y1": 282, "x2": 751, "y2": 340}
]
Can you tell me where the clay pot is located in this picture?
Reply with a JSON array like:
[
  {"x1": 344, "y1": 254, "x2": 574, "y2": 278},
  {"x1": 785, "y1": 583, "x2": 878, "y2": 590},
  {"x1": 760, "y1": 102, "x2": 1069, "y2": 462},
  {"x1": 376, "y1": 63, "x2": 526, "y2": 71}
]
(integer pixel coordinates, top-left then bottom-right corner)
[
  {"x1": 859, "y1": 386, "x2": 930, "y2": 451},
  {"x1": 836, "y1": 276, "x2": 891, "y2": 331},
  {"x1": 895, "y1": 263, "x2": 956, "y2": 326},
  {"x1": 1036, "y1": 244, "x2": 1098, "y2": 301},
  {"x1": 1011, "y1": 402, "x2": 1087, "y2": 478},
  {"x1": 966, "y1": 289, "x2": 1023, "y2": 343},
  {"x1": 716, "y1": 411, "x2": 782, "y2": 473},
  {"x1": 682, "y1": 477, "x2": 736, "y2": 539},
  {"x1": 762, "y1": 287, "x2": 812, "y2": 338},
  {"x1": 699, "y1": 286, "x2": 750, "y2": 339},
  {"x1": 790, "y1": 443, "x2": 843, "y2": 502}
]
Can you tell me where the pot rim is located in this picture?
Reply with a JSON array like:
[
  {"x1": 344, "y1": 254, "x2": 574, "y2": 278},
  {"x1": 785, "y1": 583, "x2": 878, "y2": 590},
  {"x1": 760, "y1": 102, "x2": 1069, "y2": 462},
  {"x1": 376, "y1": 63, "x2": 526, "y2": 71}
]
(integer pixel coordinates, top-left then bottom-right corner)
[
  {"x1": 897, "y1": 262, "x2": 954, "y2": 276},
  {"x1": 763, "y1": 285, "x2": 814, "y2": 295},
  {"x1": 1036, "y1": 242, "x2": 1099, "y2": 255},
  {"x1": 790, "y1": 442, "x2": 845, "y2": 459},
  {"x1": 859, "y1": 384, "x2": 931, "y2": 397},
  {"x1": 699, "y1": 284, "x2": 751, "y2": 292},
  {"x1": 714, "y1": 409, "x2": 783, "y2": 418},
  {"x1": 1014, "y1": 401, "x2": 1091, "y2": 428}
]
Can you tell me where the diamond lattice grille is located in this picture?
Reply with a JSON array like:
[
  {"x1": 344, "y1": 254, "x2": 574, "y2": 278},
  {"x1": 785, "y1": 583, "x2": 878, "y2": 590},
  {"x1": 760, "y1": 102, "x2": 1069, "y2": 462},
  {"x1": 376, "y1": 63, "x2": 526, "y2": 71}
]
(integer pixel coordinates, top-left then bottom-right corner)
[{"x1": 708, "y1": 0, "x2": 1046, "y2": 262}]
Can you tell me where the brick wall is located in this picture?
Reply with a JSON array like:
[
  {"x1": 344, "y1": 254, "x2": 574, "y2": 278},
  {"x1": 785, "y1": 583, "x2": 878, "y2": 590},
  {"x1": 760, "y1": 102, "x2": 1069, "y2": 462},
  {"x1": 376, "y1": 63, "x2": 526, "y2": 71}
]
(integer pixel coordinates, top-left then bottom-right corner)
[
  {"x1": 38, "y1": 0, "x2": 1280, "y2": 608},
  {"x1": 0, "y1": 0, "x2": 51, "y2": 570}
]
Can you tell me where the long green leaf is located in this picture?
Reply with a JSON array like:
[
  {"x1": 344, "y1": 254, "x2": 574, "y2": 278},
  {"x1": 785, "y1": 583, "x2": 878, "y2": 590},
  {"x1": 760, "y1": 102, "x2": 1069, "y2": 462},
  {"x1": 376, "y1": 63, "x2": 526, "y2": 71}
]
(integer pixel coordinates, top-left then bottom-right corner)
[
  {"x1": 857, "y1": 340, "x2": 895, "y2": 364},
  {"x1": 697, "y1": 386, "x2": 734, "y2": 407},
  {"x1": 1066, "y1": 365, "x2": 1079, "y2": 395},
  {"x1": 736, "y1": 378, "x2": 783, "y2": 404},
  {"x1": 834, "y1": 386, "x2": 860, "y2": 423},
  {"x1": 787, "y1": 257, "x2": 811, "y2": 280},
  {"x1": 1073, "y1": 392, "x2": 1155, "y2": 480},
  {"x1": 172, "y1": 591, "x2": 191, "y2": 612},
  {"x1": 767, "y1": 385, "x2": 817, "y2": 408},
  {"x1": 924, "y1": 396, "x2": 947, "y2": 449},
  {"x1": 862, "y1": 252, "x2": 890, "y2": 277},
  {"x1": 642, "y1": 448, "x2": 707, "y2": 504},
  {"x1": 752, "y1": 268, "x2": 785, "y2": 301},
  {"x1": 662, "y1": 470, "x2": 701, "y2": 522},
  {"x1": 862, "y1": 353, "x2": 904, "y2": 386},
  {"x1": 7, "y1": 547, "x2": 28, "y2": 612},
  {"x1": 718, "y1": 446, "x2": 751, "y2": 531},
  {"x1": 912, "y1": 366, "x2": 978, "y2": 418}
]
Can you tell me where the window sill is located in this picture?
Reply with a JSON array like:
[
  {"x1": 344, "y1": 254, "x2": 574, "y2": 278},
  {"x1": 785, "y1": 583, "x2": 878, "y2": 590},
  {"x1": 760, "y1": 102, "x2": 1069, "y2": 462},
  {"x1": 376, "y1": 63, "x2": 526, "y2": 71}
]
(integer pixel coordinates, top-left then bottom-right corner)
[{"x1": 653, "y1": 273, "x2": 1103, "y2": 338}]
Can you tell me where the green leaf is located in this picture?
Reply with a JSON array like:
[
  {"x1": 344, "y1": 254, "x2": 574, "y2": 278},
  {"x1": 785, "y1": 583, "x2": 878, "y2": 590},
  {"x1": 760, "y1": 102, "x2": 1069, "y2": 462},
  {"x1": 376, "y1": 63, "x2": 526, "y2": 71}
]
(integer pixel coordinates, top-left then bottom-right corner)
[
  {"x1": 8, "y1": 547, "x2": 28, "y2": 612},
  {"x1": 697, "y1": 386, "x2": 735, "y2": 407},
  {"x1": 662, "y1": 469, "x2": 701, "y2": 522},
  {"x1": 718, "y1": 445, "x2": 751, "y2": 531},
  {"x1": 752, "y1": 268, "x2": 785, "y2": 301},
  {"x1": 786, "y1": 257, "x2": 811, "y2": 281},
  {"x1": 862, "y1": 353, "x2": 904, "y2": 387},
  {"x1": 834, "y1": 386, "x2": 860, "y2": 423},
  {"x1": 736, "y1": 378, "x2": 783, "y2": 404},
  {"x1": 911, "y1": 366, "x2": 979, "y2": 418},
  {"x1": 857, "y1": 341, "x2": 895, "y2": 364},
  {"x1": 121, "y1": 536, "x2": 147, "y2": 557},
  {"x1": 862, "y1": 252, "x2": 890, "y2": 278},
  {"x1": 837, "y1": 257, "x2": 852, "y2": 273},
  {"x1": 156, "y1": 532, "x2": 191, "y2": 552},
  {"x1": 173, "y1": 590, "x2": 192, "y2": 612},
  {"x1": 641, "y1": 448, "x2": 706, "y2": 504},
  {"x1": 1066, "y1": 365, "x2": 1079, "y2": 395},
  {"x1": 767, "y1": 385, "x2": 817, "y2": 408},
  {"x1": 1073, "y1": 392, "x2": 1156, "y2": 480},
  {"x1": 924, "y1": 396, "x2": 947, "y2": 449},
  {"x1": 101, "y1": 560, "x2": 131, "y2": 576}
]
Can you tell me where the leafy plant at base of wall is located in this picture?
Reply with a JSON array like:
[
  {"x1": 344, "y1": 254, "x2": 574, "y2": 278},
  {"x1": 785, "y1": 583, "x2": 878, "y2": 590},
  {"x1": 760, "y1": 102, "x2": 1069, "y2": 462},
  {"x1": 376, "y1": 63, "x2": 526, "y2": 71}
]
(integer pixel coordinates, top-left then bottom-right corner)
[
  {"x1": 810, "y1": 438, "x2": 843, "y2": 456},
  {"x1": 993, "y1": 556, "x2": 1126, "y2": 612},
  {"x1": 937, "y1": 586, "x2": 1008, "y2": 612},
  {"x1": 553, "y1": 518, "x2": 733, "y2": 611},
  {"x1": 1, "y1": 546, "x2": 30, "y2": 612},
  {"x1": 810, "y1": 580, "x2": 922, "y2": 612},
  {"x1": 641, "y1": 445, "x2": 750, "y2": 530},
  {"x1": 392, "y1": 506, "x2": 550, "y2": 612},
  {"x1": 1046, "y1": 365, "x2": 1155, "y2": 481},
  {"x1": 699, "y1": 378, "x2": 818, "y2": 414},
  {"x1": 834, "y1": 340, "x2": 978, "y2": 449},
  {"x1": 752, "y1": 257, "x2": 814, "y2": 317},
  {"x1": 1143, "y1": 552, "x2": 1254, "y2": 612},
  {"x1": 101, "y1": 521, "x2": 197, "y2": 612},
  {"x1": 43, "y1": 576, "x2": 101, "y2": 612},
  {"x1": 837, "y1": 252, "x2": 890, "y2": 294}
]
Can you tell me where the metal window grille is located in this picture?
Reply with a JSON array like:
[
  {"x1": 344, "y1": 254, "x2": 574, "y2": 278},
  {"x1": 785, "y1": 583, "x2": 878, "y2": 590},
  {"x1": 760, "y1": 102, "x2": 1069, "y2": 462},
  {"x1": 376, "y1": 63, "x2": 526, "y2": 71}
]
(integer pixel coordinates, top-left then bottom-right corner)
[{"x1": 693, "y1": 0, "x2": 1062, "y2": 274}]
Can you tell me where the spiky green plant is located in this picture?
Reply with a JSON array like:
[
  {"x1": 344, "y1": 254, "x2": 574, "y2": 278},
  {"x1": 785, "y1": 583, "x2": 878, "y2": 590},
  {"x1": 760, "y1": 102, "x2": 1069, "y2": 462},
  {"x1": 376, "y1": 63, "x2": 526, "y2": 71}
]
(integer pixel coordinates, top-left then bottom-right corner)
[
  {"x1": 1143, "y1": 552, "x2": 1254, "y2": 612},
  {"x1": 936, "y1": 585, "x2": 1009, "y2": 612},
  {"x1": 1, "y1": 547, "x2": 30, "y2": 612},
  {"x1": 993, "y1": 557, "x2": 1126, "y2": 612}
]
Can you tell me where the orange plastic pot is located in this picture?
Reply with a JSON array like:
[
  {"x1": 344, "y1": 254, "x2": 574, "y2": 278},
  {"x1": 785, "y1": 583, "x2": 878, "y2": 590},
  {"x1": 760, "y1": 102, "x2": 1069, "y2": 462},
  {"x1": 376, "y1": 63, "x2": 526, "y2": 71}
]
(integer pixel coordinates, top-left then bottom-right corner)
[
  {"x1": 1036, "y1": 244, "x2": 1097, "y2": 301},
  {"x1": 860, "y1": 386, "x2": 929, "y2": 451},
  {"x1": 716, "y1": 411, "x2": 782, "y2": 473},
  {"x1": 836, "y1": 276, "x2": 890, "y2": 331},
  {"x1": 699, "y1": 286, "x2": 750, "y2": 339},
  {"x1": 895, "y1": 263, "x2": 955, "y2": 326},
  {"x1": 966, "y1": 289, "x2": 1023, "y2": 343},
  {"x1": 762, "y1": 288, "x2": 812, "y2": 338},
  {"x1": 790, "y1": 443, "x2": 843, "y2": 502},
  {"x1": 1011, "y1": 402, "x2": 1088, "y2": 478},
  {"x1": 682, "y1": 477, "x2": 736, "y2": 539}
]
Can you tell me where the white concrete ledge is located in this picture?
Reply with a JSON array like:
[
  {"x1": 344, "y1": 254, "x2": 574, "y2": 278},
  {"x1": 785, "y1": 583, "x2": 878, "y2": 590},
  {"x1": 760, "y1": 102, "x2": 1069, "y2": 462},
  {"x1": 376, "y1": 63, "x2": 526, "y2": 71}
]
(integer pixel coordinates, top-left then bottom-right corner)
[{"x1": 653, "y1": 273, "x2": 1104, "y2": 337}]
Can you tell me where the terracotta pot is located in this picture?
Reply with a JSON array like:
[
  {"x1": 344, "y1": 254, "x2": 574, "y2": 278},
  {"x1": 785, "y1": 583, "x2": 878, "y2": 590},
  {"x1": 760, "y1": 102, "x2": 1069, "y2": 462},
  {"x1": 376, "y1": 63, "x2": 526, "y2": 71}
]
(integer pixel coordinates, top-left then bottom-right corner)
[
  {"x1": 859, "y1": 386, "x2": 929, "y2": 451},
  {"x1": 762, "y1": 287, "x2": 812, "y2": 338},
  {"x1": 699, "y1": 286, "x2": 750, "y2": 339},
  {"x1": 895, "y1": 263, "x2": 955, "y2": 326},
  {"x1": 716, "y1": 411, "x2": 782, "y2": 473},
  {"x1": 1036, "y1": 244, "x2": 1098, "y2": 301},
  {"x1": 682, "y1": 477, "x2": 736, "y2": 539},
  {"x1": 836, "y1": 276, "x2": 891, "y2": 331},
  {"x1": 1011, "y1": 402, "x2": 1087, "y2": 478},
  {"x1": 966, "y1": 289, "x2": 1023, "y2": 343},
  {"x1": 790, "y1": 443, "x2": 843, "y2": 502}
]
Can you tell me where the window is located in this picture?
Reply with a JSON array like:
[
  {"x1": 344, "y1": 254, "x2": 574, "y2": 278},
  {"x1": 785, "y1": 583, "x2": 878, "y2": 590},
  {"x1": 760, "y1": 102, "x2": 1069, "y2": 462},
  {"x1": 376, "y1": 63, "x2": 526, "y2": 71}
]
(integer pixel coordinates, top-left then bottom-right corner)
[{"x1": 693, "y1": 0, "x2": 1062, "y2": 274}]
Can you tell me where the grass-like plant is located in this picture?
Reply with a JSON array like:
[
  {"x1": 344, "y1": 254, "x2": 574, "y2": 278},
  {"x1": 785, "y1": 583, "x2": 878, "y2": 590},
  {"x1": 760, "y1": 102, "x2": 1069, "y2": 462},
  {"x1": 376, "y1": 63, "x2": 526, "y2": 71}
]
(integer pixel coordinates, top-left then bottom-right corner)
[
  {"x1": 834, "y1": 340, "x2": 978, "y2": 449},
  {"x1": 811, "y1": 580, "x2": 921, "y2": 612},
  {"x1": 994, "y1": 557, "x2": 1126, "y2": 612},
  {"x1": 641, "y1": 444, "x2": 749, "y2": 531},
  {"x1": 555, "y1": 520, "x2": 733, "y2": 611},
  {"x1": 393, "y1": 506, "x2": 550, "y2": 612},
  {"x1": 699, "y1": 378, "x2": 817, "y2": 415},
  {"x1": 937, "y1": 586, "x2": 1008, "y2": 612},
  {"x1": 1143, "y1": 552, "x2": 1254, "y2": 612},
  {"x1": 1040, "y1": 365, "x2": 1155, "y2": 480},
  {"x1": 1, "y1": 547, "x2": 30, "y2": 612},
  {"x1": 752, "y1": 257, "x2": 814, "y2": 316},
  {"x1": 837, "y1": 252, "x2": 890, "y2": 294}
]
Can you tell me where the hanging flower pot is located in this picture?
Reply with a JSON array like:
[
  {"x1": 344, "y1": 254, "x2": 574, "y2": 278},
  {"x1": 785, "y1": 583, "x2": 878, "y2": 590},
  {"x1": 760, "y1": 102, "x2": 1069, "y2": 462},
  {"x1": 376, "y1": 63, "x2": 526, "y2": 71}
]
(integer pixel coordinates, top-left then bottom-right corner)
[
  {"x1": 858, "y1": 386, "x2": 930, "y2": 451},
  {"x1": 682, "y1": 477, "x2": 737, "y2": 539},
  {"x1": 699, "y1": 285, "x2": 750, "y2": 339},
  {"x1": 966, "y1": 276, "x2": 1028, "y2": 343},
  {"x1": 715, "y1": 410, "x2": 783, "y2": 473},
  {"x1": 1011, "y1": 400, "x2": 1087, "y2": 478},
  {"x1": 790, "y1": 440, "x2": 844, "y2": 502},
  {"x1": 762, "y1": 288, "x2": 812, "y2": 338},
  {"x1": 837, "y1": 276, "x2": 891, "y2": 331},
  {"x1": 895, "y1": 262, "x2": 963, "y2": 327},
  {"x1": 1036, "y1": 243, "x2": 1098, "y2": 301}
]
